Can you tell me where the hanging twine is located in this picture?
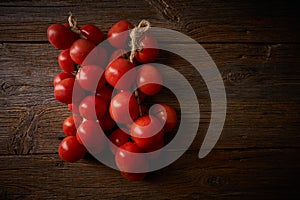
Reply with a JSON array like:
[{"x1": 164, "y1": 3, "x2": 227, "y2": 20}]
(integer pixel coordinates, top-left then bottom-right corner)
[{"x1": 129, "y1": 20, "x2": 151, "y2": 116}]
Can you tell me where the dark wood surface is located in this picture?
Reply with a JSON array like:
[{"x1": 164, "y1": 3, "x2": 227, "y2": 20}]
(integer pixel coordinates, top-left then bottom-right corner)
[{"x1": 1, "y1": 0, "x2": 300, "y2": 199}]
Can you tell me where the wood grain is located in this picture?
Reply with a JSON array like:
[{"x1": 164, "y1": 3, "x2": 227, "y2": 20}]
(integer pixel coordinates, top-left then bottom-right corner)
[
  {"x1": 0, "y1": 0, "x2": 299, "y2": 42},
  {"x1": 0, "y1": 0, "x2": 300, "y2": 199},
  {"x1": 0, "y1": 149, "x2": 299, "y2": 199}
]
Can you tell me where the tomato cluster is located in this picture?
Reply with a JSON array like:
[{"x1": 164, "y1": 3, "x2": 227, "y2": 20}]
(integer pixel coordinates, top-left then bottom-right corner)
[{"x1": 48, "y1": 16, "x2": 177, "y2": 181}]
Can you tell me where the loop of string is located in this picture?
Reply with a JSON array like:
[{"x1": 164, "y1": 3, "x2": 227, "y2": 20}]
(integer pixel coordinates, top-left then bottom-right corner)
[
  {"x1": 129, "y1": 20, "x2": 151, "y2": 63},
  {"x1": 129, "y1": 20, "x2": 151, "y2": 116}
]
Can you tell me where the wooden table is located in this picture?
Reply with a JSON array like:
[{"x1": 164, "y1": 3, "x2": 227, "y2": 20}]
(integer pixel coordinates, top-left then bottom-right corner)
[{"x1": 1, "y1": 0, "x2": 299, "y2": 199}]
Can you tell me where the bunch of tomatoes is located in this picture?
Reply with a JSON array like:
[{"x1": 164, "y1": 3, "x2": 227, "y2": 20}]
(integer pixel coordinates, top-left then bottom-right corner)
[{"x1": 47, "y1": 16, "x2": 177, "y2": 181}]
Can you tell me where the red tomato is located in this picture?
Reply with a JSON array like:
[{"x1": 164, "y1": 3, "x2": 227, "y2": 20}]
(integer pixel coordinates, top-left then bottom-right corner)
[
  {"x1": 150, "y1": 104, "x2": 177, "y2": 133},
  {"x1": 95, "y1": 85, "x2": 113, "y2": 103},
  {"x1": 62, "y1": 116, "x2": 76, "y2": 136},
  {"x1": 98, "y1": 111, "x2": 116, "y2": 131},
  {"x1": 109, "y1": 128, "x2": 130, "y2": 154},
  {"x1": 58, "y1": 49, "x2": 76, "y2": 72},
  {"x1": 70, "y1": 39, "x2": 95, "y2": 65},
  {"x1": 54, "y1": 78, "x2": 75, "y2": 104},
  {"x1": 135, "y1": 34, "x2": 159, "y2": 63},
  {"x1": 131, "y1": 115, "x2": 165, "y2": 152},
  {"x1": 108, "y1": 20, "x2": 134, "y2": 49},
  {"x1": 76, "y1": 120, "x2": 107, "y2": 154},
  {"x1": 53, "y1": 72, "x2": 74, "y2": 86},
  {"x1": 47, "y1": 24, "x2": 76, "y2": 50},
  {"x1": 58, "y1": 136, "x2": 87, "y2": 162},
  {"x1": 105, "y1": 58, "x2": 136, "y2": 90},
  {"x1": 80, "y1": 24, "x2": 103, "y2": 45},
  {"x1": 136, "y1": 64, "x2": 162, "y2": 95},
  {"x1": 76, "y1": 65, "x2": 106, "y2": 92},
  {"x1": 79, "y1": 95, "x2": 107, "y2": 120},
  {"x1": 109, "y1": 91, "x2": 139, "y2": 124},
  {"x1": 115, "y1": 142, "x2": 148, "y2": 180},
  {"x1": 62, "y1": 115, "x2": 82, "y2": 136},
  {"x1": 120, "y1": 171, "x2": 147, "y2": 181}
]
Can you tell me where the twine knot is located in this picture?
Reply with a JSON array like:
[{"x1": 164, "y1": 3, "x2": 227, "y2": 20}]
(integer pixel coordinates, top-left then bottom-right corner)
[
  {"x1": 129, "y1": 20, "x2": 151, "y2": 62},
  {"x1": 68, "y1": 13, "x2": 84, "y2": 36}
]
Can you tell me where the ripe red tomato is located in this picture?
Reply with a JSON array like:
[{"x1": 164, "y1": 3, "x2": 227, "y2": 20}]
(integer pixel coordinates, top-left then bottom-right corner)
[
  {"x1": 62, "y1": 115, "x2": 83, "y2": 136},
  {"x1": 120, "y1": 171, "x2": 147, "y2": 181},
  {"x1": 62, "y1": 115, "x2": 76, "y2": 136},
  {"x1": 47, "y1": 24, "x2": 76, "y2": 50},
  {"x1": 80, "y1": 24, "x2": 103, "y2": 45},
  {"x1": 135, "y1": 34, "x2": 159, "y2": 63},
  {"x1": 53, "y1": 72, "x2": 74, "y2": 86},
  {"x1": 150, "y1": 104, "x2": 177, "y2": 133},
  {"x1": 109, "y1": 128, "x2": 130, "y2": 154},
  {"x1": 108, "y1": 20, "x2": 134, "y2": 49},
  {"x1": 54, "y1": 78, "x2": 75, "y2": 104},
  {"x1": 136, "y1": 64, "x2": 162, "y2": 95},
  {"x1": 70, "y1": 38, "x2": 95, "y2": 65},
  {"x1": 76, "y1": 120, "x2": 107, "y2": 154},
  {"x1": 109, "y1": 91, "x2": 139, "y2": 124},
  {"x1": 105, "y1": 58, "x2": 136, "y2": 90},
  {"x1": 79, "y1": 95, "x2": 107, "y2": 120},
  {"x1": 115, "y1": 142, "x2": 148, "y2": 180},
  {"x1": 95, "y1": 85, "x2": 113, "y2": 103},
  {"x1": 98, "y1": 111, "x2": 116, "y2": 132},
  {"x1": 58, "y1": 136, "x2": 87, "y2": 162},
  {"x1": 131, "y1": 115, "x2": 165, "y2": 152},
  {"x1": 76, "y1": 65, "x2": 106, "y2": 92},
  {"x1": 58, "y1": 49, "x2": 76, "y2": 72}
]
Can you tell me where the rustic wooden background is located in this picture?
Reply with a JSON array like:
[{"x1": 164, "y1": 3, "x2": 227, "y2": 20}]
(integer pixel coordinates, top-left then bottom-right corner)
[{"x1": 1, "y1": 0, "x2": 300, "y2": 199}]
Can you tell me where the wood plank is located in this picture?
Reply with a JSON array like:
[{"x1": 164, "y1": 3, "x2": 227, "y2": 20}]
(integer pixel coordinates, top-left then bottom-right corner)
[
  {"x1": 0, "y1": 0, "x2": 173, "y2": 42},
  {"x1": 0, "y1": 43, "x2": 299, "y2": 154},
  {"x1": 145, "y1": 0, "x2": 300, "y2": 43},
  {"x1": 0, "y1": 1, "x2": 299, "y2": 199},
  {"x1": 0, "y1": 149, "x2": 299, "y2": 199},
  {"x1": 0, "y1": 0, "x2": 299, "y2": 42}
]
